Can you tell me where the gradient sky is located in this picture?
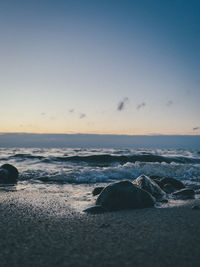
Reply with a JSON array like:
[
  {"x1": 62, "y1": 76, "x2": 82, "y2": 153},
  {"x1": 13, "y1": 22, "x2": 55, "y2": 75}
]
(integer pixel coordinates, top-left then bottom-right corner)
[{"x1": 0, "y1": 0, "x2": 199, "y2": 135}]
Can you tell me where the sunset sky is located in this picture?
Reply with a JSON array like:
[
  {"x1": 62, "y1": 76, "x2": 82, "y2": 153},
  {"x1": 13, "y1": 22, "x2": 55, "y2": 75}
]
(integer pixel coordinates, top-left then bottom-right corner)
[{"x1": 0, "y1": 0, "x2": 199, "y2": 135}]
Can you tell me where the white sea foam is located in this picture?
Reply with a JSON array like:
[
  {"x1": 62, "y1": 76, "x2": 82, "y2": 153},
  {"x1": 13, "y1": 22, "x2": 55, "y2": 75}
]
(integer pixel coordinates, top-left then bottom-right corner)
[
  {"x1": 1, "y1": 148, "x2": 200, "y2": 184},
  {"x1": 17, "y1": 161, "x2": 200, "y2": 184}
]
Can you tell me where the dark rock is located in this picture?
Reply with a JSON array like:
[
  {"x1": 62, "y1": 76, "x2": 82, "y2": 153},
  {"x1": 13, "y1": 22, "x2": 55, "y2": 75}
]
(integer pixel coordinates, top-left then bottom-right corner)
[
  {"x1": 160, "y1": 177, "x2": 185, "y2": 193},
  {"x1": 149, "y1": 175, "x2": 162, "y2": 181},
  {"x1": 97, "y1": 181, "x2": 155, "y2": 210},
  {"x1": 0, "y1": 164, "x2": 19, "y2": 184},
  {"x1": 133, "y1": 174, "x2": 166, "y2": 201},
  {"x1": 84, "y1": 205, "x2": 106, "y2": 214},
  {"x1": 192, "y1": 205, "x2": 200, "y2": 210},
  {"x1": 153, "y1": 179, "x2": 163, "y2": 188},
  {"x1": 187, "y1": 184, "x2": 200, "y2": 190},
  {"x1": 172, "y1": 189, "x2": 195, "y2": 199},
  {"x1": 84, "y1": 181, "x2": 155, "y2": 213},
  {"x1": 163, "y1": 183, "x2": 176, "y2": 194},
  {"x1": 92, "y1": 187, "x2": 105, "y2": 196}
]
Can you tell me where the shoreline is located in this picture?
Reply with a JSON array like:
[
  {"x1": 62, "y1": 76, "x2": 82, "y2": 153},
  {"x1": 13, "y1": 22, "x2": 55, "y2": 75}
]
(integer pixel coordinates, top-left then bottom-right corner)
[{"x1": 0, "y1": 187, "x2": 200, "y2": 267}]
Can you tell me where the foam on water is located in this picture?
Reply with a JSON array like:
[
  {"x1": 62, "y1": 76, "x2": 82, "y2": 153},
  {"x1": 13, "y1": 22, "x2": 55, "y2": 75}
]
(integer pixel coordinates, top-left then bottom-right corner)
[{"x1": 0, "y1": 148, "x2": 200, "y2": 184}]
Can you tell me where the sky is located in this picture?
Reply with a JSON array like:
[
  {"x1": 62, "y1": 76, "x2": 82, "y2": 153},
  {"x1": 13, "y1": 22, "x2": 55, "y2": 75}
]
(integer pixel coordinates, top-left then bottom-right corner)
[{"x1": 0, "y1": 0, "x2": 200, "y2": 135}]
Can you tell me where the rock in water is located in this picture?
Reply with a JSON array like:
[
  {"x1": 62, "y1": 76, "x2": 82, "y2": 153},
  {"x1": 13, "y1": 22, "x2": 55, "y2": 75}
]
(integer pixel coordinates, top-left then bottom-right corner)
[
  {"x1": 162, "y1": 183, "x2": 176, "y2": 194},
  {"x1": 172, "y1": 189, "x2": 195, "y2": 199},
  {"x1": 84, "y1": 181, "x2": 155, "y2": 213},
  {"x1": 0, "y1": 164, "x2": 19, "y2": 184},
  {"x1": 133, "y1": 174, "x2": 166, "y2": 201},
  {"x1": 160, "y1": 177, "x2": 185, "y2": 193}
]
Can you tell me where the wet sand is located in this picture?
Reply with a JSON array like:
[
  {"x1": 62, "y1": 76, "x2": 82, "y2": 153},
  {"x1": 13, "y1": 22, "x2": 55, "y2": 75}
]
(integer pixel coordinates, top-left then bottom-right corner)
[{"x1": 0, "y1": 187, "x2": 200, "y2": 267}]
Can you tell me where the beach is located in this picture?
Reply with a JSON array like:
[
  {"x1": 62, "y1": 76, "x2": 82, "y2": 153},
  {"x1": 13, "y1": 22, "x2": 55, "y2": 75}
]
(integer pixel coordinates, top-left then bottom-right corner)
[
  {"x1": 0, "y1": 186, "x2": 200, "y2": 267},
  {"x1": 1, "y1": 0, "x2": 199, "y2": 265}
]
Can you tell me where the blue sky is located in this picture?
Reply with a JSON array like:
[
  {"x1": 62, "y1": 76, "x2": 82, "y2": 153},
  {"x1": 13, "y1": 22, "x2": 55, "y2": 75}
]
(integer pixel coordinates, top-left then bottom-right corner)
[{"x1": 0, "y1": 0, "x2": 199, "y2": 135}]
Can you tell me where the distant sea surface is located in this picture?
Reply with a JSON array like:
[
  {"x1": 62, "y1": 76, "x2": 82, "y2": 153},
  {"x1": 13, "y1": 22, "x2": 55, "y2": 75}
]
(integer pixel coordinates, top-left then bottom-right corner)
[{"x1": 1, "y1": 147, "x2": 200, "y2": 210}]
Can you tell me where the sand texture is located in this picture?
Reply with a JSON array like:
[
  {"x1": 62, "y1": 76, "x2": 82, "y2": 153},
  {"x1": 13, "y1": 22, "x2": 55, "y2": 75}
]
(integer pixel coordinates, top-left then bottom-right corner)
[{"x1": 0, "y1": 187, "x2": 200, "y2": 267}]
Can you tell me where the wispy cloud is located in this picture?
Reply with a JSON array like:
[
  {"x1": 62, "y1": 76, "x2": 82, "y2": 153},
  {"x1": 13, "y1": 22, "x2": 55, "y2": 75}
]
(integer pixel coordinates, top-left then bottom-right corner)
[
  {"x1": 193, "y1": 127, "x2": 200, "y2": 131},
  {"x1": 137, "y1": 102, "x2": 146, "y2": 110},
  {"x1": 117, "y1": 97, "x2": 129, "y2": 111},
  {"x1": 41, "y1": 112, "x2": 46, "y2": 116},
  {"x1": 79, "y1": 113, "x2": 86, "y2": 119},
  {"x1": 166, "y1": 100, "x2": 173, "y2": 107},
  {"x1": 68, "y1": 109, "x2": 86, "y2": 119}
]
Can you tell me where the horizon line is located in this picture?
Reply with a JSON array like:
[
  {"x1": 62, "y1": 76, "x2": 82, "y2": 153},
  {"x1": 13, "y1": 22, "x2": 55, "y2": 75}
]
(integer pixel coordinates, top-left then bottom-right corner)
[{"x1": 0, "y1": 132, "x2": 200, "y2": 137}]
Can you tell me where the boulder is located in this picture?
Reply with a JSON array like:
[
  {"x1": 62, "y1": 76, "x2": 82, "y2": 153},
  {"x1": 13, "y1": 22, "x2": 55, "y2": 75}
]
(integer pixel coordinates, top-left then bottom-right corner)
[
  {"x1": 133, "y1": 175, "x2": 166, "y2": 201},
  {"x1": 172, "y1": 189, "x2": 195, "y2": 199},
  {"x1": 0, "y1": 164, "x2": 19, "y2": 184},
  {"x1": 163, "y1": 183, "x2": 176, "y2": 194},
  {"x1": 84, "y1": 180, "x2": 155, "y2": 213},
  {"x1": 160, "y1": 177, "x2": 185, "y2": 193}
]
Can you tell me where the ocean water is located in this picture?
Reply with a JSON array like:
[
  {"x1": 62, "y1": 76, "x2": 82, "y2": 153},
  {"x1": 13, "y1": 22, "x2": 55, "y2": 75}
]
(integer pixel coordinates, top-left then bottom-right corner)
[{"x1": 0, "y1": 147, "x2": 200, "y2": 211}]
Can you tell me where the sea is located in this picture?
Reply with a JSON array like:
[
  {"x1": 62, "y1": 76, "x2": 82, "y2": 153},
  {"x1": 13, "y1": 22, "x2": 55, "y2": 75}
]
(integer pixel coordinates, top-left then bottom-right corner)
[{"x1": 0, "y1": 147, "x2": 200, "y2": 211}]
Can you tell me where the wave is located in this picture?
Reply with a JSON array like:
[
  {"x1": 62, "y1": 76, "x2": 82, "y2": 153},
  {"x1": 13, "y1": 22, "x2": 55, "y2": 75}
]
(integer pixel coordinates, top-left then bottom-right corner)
[
  {"x1": 18, "y1": 161, "x2": 200, "y2": 184},
  {"x1": 7, "y1": 153, "x2": 200, "y2": 164},
  {"x1": 9, "y1": 153, "x2": 45, "y2": 160}
]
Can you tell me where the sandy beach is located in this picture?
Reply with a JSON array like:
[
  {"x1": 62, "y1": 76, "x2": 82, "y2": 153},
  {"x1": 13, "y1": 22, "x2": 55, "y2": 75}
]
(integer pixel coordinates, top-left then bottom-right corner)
[
  {"x1": 0, "y1": 186, "x2": 200, "y2": 267},
  {"x1": 1, "y1": 0, "x2": 199, "y2": 265}
]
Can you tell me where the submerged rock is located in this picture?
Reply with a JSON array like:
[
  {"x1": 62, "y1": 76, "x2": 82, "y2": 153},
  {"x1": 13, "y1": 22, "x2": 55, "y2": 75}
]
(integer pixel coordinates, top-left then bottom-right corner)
[
  {"x1": 172, "y1": 189, "x2": 195, "y2": 199},
  {"x1": 160, "y1": 177, "x2": 185, "y2": 193},
  {"x1": 133, "y1": 174, "x2": 166, "y2": 201},
  {"x1": 84, "y1": 180, "x2": 155, "y2": 213},
  {"x1": 0, "y1": 164, "x2": 19, "y2": 184}
]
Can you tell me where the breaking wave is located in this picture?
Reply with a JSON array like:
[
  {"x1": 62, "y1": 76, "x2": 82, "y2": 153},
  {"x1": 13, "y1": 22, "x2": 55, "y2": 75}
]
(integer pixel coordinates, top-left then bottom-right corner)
[
  {"x1": 1, "y1": 148, "x2": 200, "y2": 184},
  {"x1": 6, "y1": 153, "x2": 200, "y2": 164}
]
